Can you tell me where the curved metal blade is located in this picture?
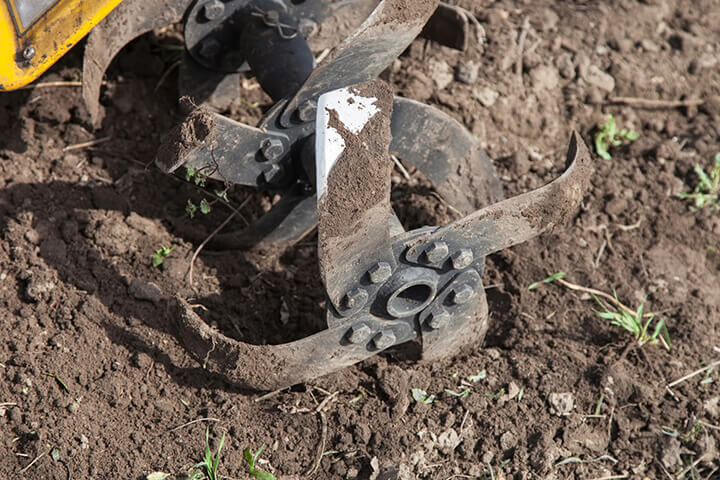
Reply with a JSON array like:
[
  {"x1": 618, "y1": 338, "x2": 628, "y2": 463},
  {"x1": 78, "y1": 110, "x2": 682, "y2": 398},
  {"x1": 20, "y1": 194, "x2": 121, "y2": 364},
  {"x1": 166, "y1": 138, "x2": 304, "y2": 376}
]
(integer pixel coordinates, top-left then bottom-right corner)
[
  {"x1": 83, "y1": 0, "x2": 193, "y2": 126},
  {"x1": 279, "y1": 0, "x2": 440, "y2": 127},
  {"x1": 390, "y1": 97, "x2": 504, "y2": 214},
  {"x1": 316, "y1": 81, "x2": 397, "y2": 317},
  {"x1": 172, "y1": 297, "x2": 415, "y2": 391},
  {"x1": 404, "y1": 132, "x2": 593, "y2": 261}
]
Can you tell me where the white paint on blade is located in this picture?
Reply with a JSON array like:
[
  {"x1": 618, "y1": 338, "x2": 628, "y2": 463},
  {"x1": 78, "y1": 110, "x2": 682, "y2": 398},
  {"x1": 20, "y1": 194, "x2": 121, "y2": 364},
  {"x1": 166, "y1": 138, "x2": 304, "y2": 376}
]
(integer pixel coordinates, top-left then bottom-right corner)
[{"x1": 316, "y1": 87, "x2": 380, "y2": 200}]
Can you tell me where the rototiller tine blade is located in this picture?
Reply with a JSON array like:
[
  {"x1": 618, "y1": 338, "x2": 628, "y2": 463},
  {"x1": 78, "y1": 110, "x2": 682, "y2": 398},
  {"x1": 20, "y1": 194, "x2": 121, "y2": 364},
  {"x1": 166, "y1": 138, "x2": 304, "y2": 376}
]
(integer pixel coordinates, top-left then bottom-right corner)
[{"x1": 170, "y1": 78, "x2": 592, "y2": 390}]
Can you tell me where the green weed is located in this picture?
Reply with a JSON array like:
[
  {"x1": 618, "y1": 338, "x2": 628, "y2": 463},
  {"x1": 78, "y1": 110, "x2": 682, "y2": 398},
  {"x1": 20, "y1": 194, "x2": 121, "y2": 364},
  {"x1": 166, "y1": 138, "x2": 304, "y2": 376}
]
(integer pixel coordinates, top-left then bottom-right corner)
[
  {"x1": 528, "y1": 272, "x2": 566, "y2": 290},
  {"x1": 594, "y1": 294, "x2": 670, "y2": 349},
  {"x1": 243, "y1": 445, "x2": 277, "y2": 480},
  {"x1": 411, "y1": 388, "x2": 435, "y2": 404},
  {"x1": 151, "y1": 245, "x2": 174, "y2": 267},
  {"x1": 594, "y1": 114, "x2": 639, "y2": 160},
  {"x1": 190, "y1": 428, "x2": 226, "y2": 480},
  {"x1": 678, "y1": 153, "x2": 720, "y2": 212}
]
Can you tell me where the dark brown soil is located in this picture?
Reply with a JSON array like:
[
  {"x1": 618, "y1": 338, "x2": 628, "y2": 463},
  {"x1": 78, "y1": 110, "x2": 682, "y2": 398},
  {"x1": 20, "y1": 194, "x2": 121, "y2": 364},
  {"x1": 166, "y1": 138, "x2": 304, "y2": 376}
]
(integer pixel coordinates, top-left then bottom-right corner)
[{"x1": 2, "y1": 0, "x2": 720, "y2": 479}]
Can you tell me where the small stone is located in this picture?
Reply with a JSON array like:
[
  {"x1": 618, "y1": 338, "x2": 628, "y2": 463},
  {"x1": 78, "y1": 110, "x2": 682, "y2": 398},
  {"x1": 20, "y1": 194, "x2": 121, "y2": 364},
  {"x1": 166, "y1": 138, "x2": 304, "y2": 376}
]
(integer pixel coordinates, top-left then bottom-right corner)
[
  {"x1": 79, "y1": 434, "x2": 89, "y2": 450},
  {"x1": 455, "y1": 62, "x2": 479, "y2": 84},
  {"x1": 437, "y1": 428, "x2": 460, "y2": 454},
  {"x1": 486, "y1": 348, "x2": 501, "y2": 360},
  {"x1": 481, "y1": 450, "x2": 495, "y2": 463},
  {"x1": 500, "y1": 431, "x2": 517, "y2": 450},
  {"x1": 68, "y1": 401, "x2": 80, "y2": 414},
  {"x1": 24, "y1": 229, "x2": 40, "y2": 245},
  {"x1": 507, "y1": 381, "x2": 521, "y2": 399},
  {"x1": 428, "y1": 59, "x2": 454, "y2": 90},
  {"x1": 473, "y1": 86, "x2": 499, "y2": 107},
  {"x1": 704, "y1": 397, "x2": 720, "y2": 418},
  {"x1": 640, "y1": 39, "x2": 660, "y2": 52},
  {"x1": 555, "y1": 53, "x2": 575, "y2": 79},
  {"x1": 8, "y1": 407, "x2": 21, "y2": 424},
  {"x1": 530, "y1": 65, "x2": 560, "y2": 91},
  {"x1": 346, "y1": 467, "x2": 359, "y2": 479},
  {"x1": 128, "y1": 278, "x2": 163, "y2": 304},
  {"x1": 582, "y1": 65, "x2": 616, "y2": 92},
  {"x1": 549, "y1": 392, "x2": 574, "y2": 416}
]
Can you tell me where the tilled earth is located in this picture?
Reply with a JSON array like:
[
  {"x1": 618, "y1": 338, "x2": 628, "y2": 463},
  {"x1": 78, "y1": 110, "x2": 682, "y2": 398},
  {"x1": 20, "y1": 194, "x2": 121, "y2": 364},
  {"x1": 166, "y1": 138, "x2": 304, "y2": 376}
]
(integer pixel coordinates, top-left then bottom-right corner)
[{"x1": 2, "y1": 0, "x2": 720, "y2": 478}]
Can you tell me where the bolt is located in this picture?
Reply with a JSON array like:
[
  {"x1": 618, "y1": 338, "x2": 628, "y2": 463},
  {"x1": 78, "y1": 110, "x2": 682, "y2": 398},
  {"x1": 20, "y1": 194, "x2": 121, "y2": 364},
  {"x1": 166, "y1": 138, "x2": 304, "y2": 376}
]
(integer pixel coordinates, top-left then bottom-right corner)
[
  {"x1": 264, "y1": 10, "x2": 280, "y2": 23},
  {"x1": 346, "y1": 324, "x2": 372, "y2": 344},
  {"x1": 344, "y1": 287, "x2": 368, "y2": 311},
  {"x1": 198, "y1": 38, "x2": 221, "y2": 58},
  {"x1": 426, "y1": 309, "x2": 450, "y2": 330},
  {"x1": 202, "y1": 0, "x2": 224, "y2": 20},
  {"x1": 262, "y1": 164, "x2": 283, "y2": 184},
  {"x1": 260, "y1": 137, "x2": 285, "y2": 161},
  {"x1": 424, "y1": 241, "x2": 449, "y2": 264},
  {"x1": 451, "y1": 284, "x2": 475, "y2": 305},
  {"x1": 297, "y1": 100, "x2": 317, "y2": 123},
  {"x1": 373, "y1": 329, "x2": 396, "y2": 350},
  {"x1": 22, "y1": 46, "x2": 35, "y2": 61},
  {"x1": 367, "y1": 262, "x2": 392, "y2": 284},
  {"x1": 298, "y1": 18, "x2": 318, "y2": 37},
  {"x1": 451, "y1": 248, "x2": 474, "y2": 270}
]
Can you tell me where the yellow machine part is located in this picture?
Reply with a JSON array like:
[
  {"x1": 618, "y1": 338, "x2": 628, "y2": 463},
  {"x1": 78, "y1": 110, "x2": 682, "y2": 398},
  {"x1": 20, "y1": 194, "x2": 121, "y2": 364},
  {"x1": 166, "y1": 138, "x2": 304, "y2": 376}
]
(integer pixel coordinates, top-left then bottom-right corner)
[{"x1": 0, "y1": 0, "x2": 124, "y2": 90}]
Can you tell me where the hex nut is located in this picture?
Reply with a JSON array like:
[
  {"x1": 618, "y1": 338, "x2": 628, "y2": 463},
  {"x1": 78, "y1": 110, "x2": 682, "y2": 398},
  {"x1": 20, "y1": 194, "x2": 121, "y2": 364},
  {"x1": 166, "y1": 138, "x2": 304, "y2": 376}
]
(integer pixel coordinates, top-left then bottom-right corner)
[
  {"x1": 261, "y1": 138, "x2": 284, "y2": 161},
  {"x1": 424, "y1": 241, "x2": 449, "y2": 264},
  {"x1": 298, "y1": 18, "x2": 318, "y2": 37},
  {"x1": 203, "y1": 0, "x2": 224, "y2": 20},
  {"x1": 426, "y1": 310, "x2": 450, "y2": 330},
  {"x1": 344, "y1": 288, "x2": 368, "y2": 311},
  {"x1": 198, "y1": 38, "x2": 221, "y2": 58},
  {"x1": 262, "y1": 164, "x2": 282, "y2": 184},
  {"x1": 452, "y1": 284, "x2": 476, "y2": 305},
  {"x1": 368, "y1": 262, "x2": 392, "y2": 284},
  {"x1": 373, "y1": 330, "x2": 396, "y2": 350},
  {"x1": 297, "y1": 100, "x2": 317, "y2": 123},
  {"x1": 451, "y1": 248, "x2": 474, "y2": 270},
  {"x1": 347, "y1": 324, "x2": 372, "y2": 344}
]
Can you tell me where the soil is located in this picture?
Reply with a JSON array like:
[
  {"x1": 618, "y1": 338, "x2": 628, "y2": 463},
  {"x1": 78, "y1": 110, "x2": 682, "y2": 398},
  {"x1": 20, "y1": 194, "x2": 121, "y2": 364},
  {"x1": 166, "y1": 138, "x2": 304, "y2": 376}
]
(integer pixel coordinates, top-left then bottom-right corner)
[{"x1": 2, "y1": 0, "x2": 720, "y2": 479}]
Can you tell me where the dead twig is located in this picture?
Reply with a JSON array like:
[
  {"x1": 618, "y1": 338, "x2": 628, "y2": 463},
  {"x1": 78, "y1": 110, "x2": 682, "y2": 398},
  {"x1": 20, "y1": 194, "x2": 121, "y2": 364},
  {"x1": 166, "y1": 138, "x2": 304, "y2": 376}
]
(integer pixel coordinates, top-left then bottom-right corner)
[
  {"x1": 667, "y1": 360, "x2": 720, "y2": 388},
  {"x1": 63, "y1": 137, "x2": 111, "y2": 152},
  {"x1": 18, "y1": 450, "x2": 47, "y2": 474},
  {"x1": 16, "y1": 81, "x2": 81, "y2": 90},
  {"x1": 606, "y1": 96, "x2": 709, "y2": 109},
  {"x1": 305, "y1": 411, "x2": 328, "y2": 476},
  {"x1": 391, "y1": 155, "x2": 411, "y2": 181},
  {"x1": 167, "y1": 417, "x2": 220, "y2": 433},
  {"x1": 676, "y1": 453, "x2": 708, "y2": 480},
  {"x1": 554, "y1": 277, "x2": 653, "y2": 317},
  {"x1": 154, "y1": 60, "x2": 182, "y2": 93},
  {"x1": 515, "y1": 16, "x2": 530, "y2": 80}
]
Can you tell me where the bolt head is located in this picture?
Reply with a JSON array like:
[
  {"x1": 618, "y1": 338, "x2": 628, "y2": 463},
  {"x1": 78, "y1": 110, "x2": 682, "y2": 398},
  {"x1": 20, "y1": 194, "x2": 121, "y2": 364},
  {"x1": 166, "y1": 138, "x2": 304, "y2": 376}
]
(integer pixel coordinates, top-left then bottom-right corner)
[
  {"x1": 261, "y1": 138, "x2": 284, "y2": 161},
  {"x1": 198, "y1": 38, "x2": 221, "y2": 58},
  {"x1": 22, "y1": 46, "x2": 35, "y2": 61},
  {"x1": 347, "y1": 324, "x2": 372, "y2": 344},
  {"x1": 203, "y1": 0, "x2": 224, "y2": 20},
  {"x1": 373, "y1": 329, "x2": 396, "y2": 350},
  {"x1": 262, "y1": 164, "x2": 282, "y2": 184},
  {"x1": 298, "y1": 18, "x2": 318, "y2": 37},
  {"x1": 424, "y1": 241, "x2": 449, "y2": 264},
  {"x1": 451, "y1": 248, "x2": 474, "y2": 270},
  {"x1": 344, "y1": 288, "x2": 368, "y2": 311},
  {"x1": 368, "y1": 262, "x2": 392, "y2": 284},
  {"x1": 452, "y1": 284, "x2": 476, "y2": 305},
  {"x1": 426, "y1": 310, "x2": 450, "y2": 330},
  {"x1": 297, "y1": 101, "x2": 317, "y2": 123}
]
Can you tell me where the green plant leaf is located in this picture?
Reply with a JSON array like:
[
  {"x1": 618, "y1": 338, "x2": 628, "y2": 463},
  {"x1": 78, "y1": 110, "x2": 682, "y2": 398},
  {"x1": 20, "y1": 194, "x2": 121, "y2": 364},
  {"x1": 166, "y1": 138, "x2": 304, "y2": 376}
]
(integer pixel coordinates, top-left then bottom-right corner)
[
  {"x1": 185, "y1": 166, "x2": 196, "y2": 182},
  {"x1": 528, "y1": 272, "x2": 566, "y2": 290},
  {"x1": 468, "y1": 370, "x2": 487, "y2": 382},
  {"x1": 200, "y1": 198, "x2": 212, "y2": 215},
  {"x1": 186, "y1": 200, "x2": 198, "y2": 218},
  {"x1": 411, "y1": 388, "x2": 435, "y2": 404}
]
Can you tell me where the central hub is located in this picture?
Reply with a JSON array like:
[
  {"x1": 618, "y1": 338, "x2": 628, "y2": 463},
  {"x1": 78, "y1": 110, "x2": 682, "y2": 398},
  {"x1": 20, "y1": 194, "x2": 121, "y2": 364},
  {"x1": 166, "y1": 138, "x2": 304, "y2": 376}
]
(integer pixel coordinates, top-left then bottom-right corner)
[{"x1": 381, "y1": 267, "x2": 439, "y2": 318}]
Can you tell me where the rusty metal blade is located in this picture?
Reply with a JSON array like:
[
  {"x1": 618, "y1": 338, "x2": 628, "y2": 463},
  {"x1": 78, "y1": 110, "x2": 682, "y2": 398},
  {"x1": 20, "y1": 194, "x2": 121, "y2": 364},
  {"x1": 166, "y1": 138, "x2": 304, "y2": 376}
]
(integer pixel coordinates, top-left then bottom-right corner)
[
  {"x1": 404, "y1": 132, "x2": 593, "y2": 260},
  {"x1": 279, "y1": 0, "x2": 440, "y2": 127},
  {"x1": 316, "y1": 80, "x2": 396, "y2": 317},
  {"x1": 83, "y1": 0, "x2": 193, "y2": 126}
]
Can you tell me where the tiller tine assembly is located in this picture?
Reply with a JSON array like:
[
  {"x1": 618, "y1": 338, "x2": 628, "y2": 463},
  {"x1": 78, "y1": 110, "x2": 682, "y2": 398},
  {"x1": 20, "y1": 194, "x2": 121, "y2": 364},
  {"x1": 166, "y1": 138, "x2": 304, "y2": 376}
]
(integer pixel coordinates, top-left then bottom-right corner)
[
  {"x1": 82, "y1": 0, "x2": 477, "y2": 124},
  {"x1": 137, "y1": 0, "x2": 593, "y2": 390}
]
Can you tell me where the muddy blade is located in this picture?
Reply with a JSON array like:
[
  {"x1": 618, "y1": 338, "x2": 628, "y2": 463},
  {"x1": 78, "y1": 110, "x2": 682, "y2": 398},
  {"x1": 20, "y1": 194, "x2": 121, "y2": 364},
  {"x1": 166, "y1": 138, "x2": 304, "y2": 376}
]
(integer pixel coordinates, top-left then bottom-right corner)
[
  {"x1": 279, "y1": 0, "x2": 440, "y2": 127},
  {"x1": 83, "y1": 0, "x2": 193, "y2": 126},
  {"x1": 316, "y1": 80, "x2": 397, "y2": 318}
]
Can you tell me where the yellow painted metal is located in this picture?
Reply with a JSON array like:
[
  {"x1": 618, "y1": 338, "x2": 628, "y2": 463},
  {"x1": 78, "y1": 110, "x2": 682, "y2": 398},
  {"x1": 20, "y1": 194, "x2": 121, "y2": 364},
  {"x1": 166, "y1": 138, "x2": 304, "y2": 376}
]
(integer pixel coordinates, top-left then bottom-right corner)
[{"x1": 0, "y1": 0, "x2": 124, "y2": 90}]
